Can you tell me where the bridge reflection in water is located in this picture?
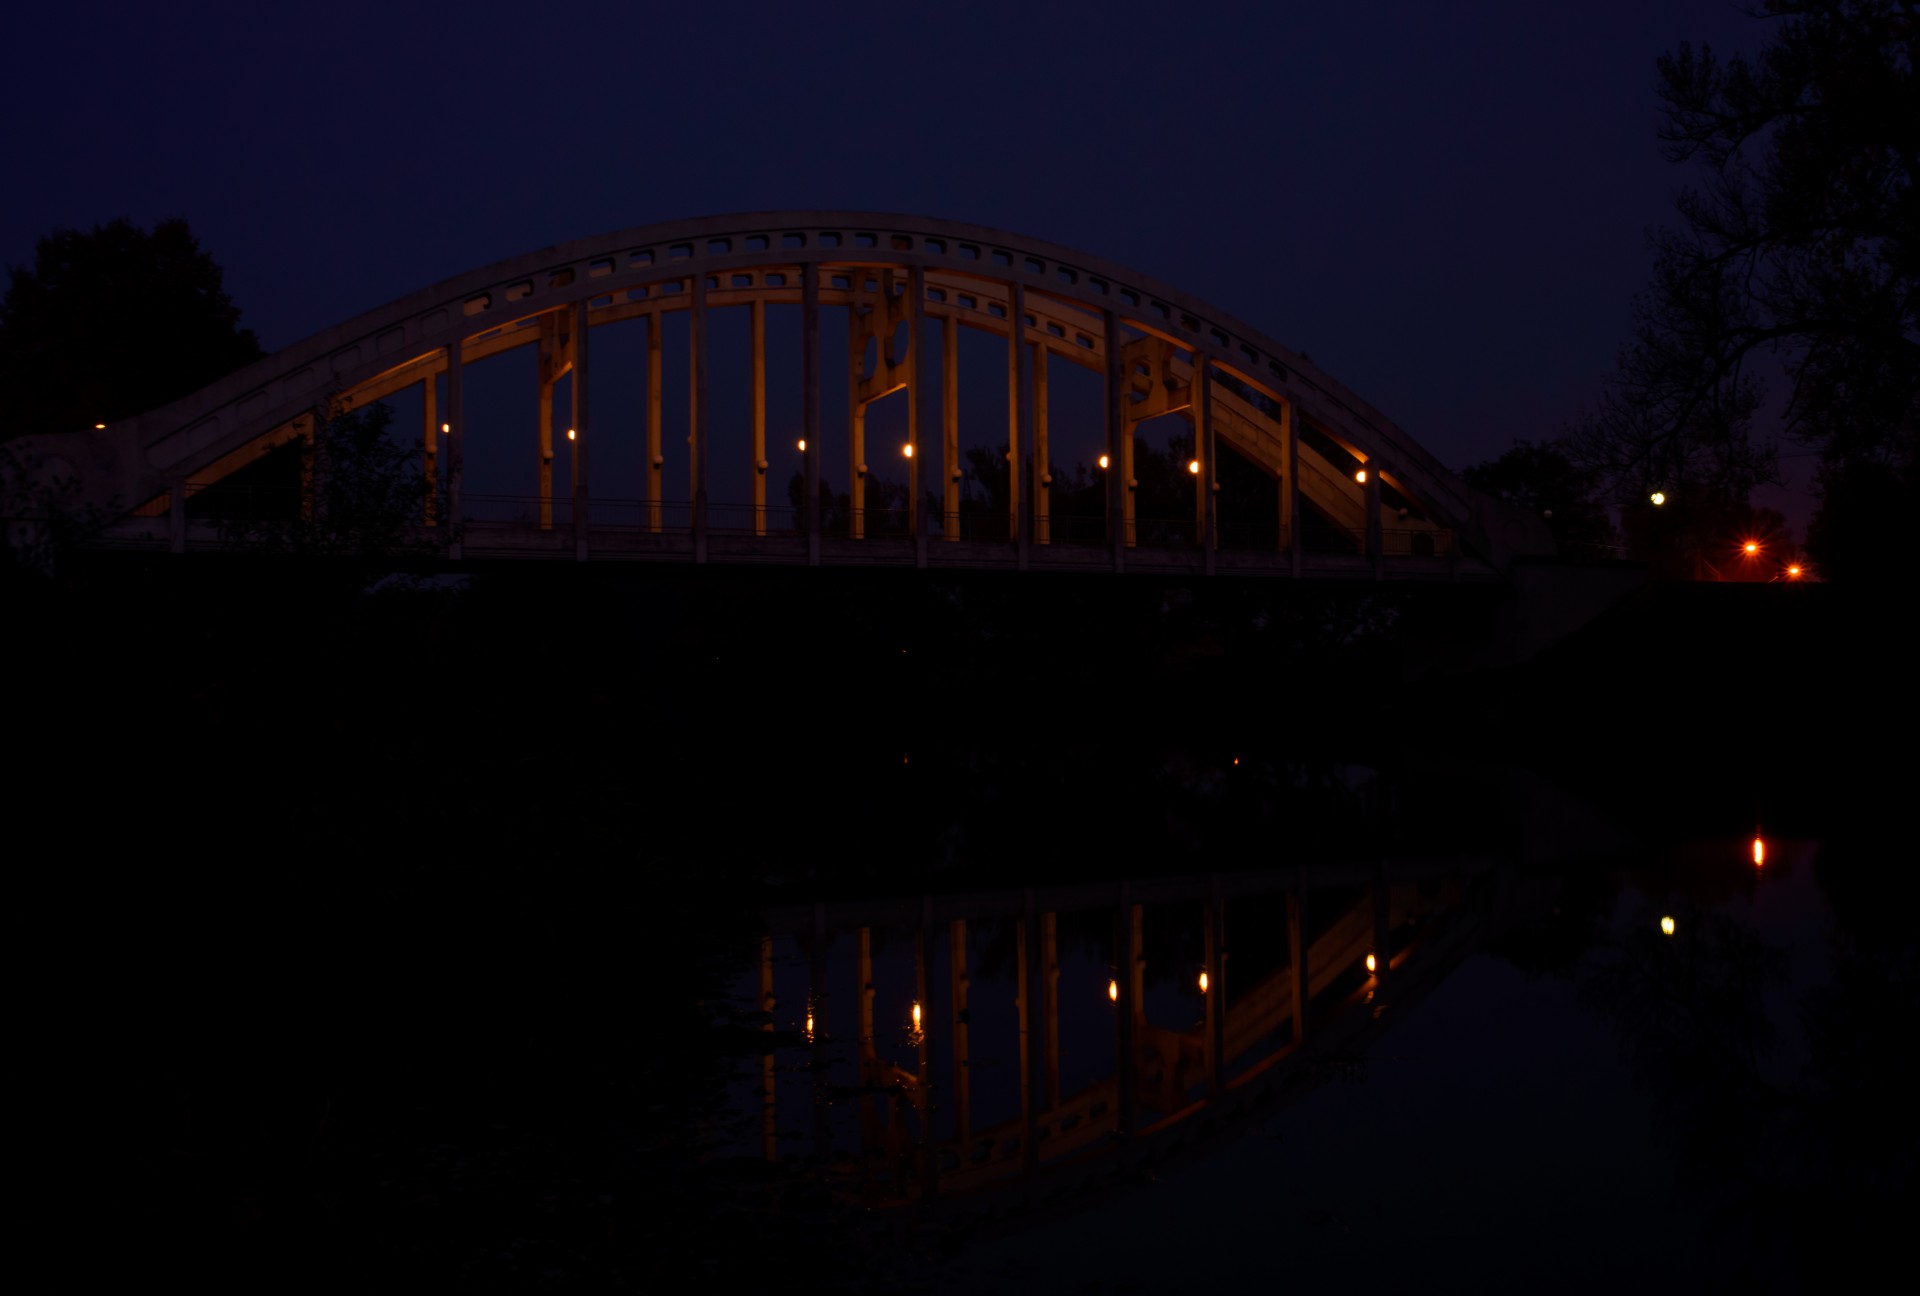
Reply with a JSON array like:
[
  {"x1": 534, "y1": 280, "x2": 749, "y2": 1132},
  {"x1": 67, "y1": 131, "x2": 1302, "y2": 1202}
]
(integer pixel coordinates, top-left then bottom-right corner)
[{"x1": 744, "y1": 856, "x2": 1493, "y2": 1210}]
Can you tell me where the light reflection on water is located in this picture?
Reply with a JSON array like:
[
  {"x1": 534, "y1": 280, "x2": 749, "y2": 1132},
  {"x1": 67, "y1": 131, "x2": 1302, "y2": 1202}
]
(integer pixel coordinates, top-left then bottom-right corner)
[{"x1": 719, "y1": 835, "x2": 1888, "y2": 1291}]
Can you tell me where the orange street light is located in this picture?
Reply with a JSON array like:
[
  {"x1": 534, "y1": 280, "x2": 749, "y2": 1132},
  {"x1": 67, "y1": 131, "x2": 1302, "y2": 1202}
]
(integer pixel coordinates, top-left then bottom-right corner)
[
  {"x1": 1752, "y1": 836, "x2": 1765, "y2": 867},
  {"x1": 903, "y1": 444, "x2": 914, "y2": 458},
  {"x1": 1197, "y1": 970, "x2": 1209, "y2": 993},
  {"x1": 1098, "y1": 454, "x2": 1110, "y2": 470},
  {"x1": 1365, "y1": 952, "x2": 1378, "y2": 974},
  {"x1": 566, "y1": 428, "x2": 576, "y2": 441},
  {"x1": 1355, "y1": 469, "x2": 1368, "y2": 484},
  {"x1": 1786, "y1": 564, "x2": 1803, "y2": 579},
  {"x1": 1650, "y1": 491, "x2": 1667, "y2": 506},
  {"x1": 93, "y1": 422, "x2": 106, "y2": 429},
  {"x1": 1742, "y1": 540, "x2": 1760, "y2": 556},
  {"x1": 1108, "y1": 978, "x2": 1120, "y2": 1003},
  {"x1": 1661, "y1": 915, "x2": 1676, "y2": 936},
  {"x1": 1188, "y1": 460, "x2": 1201, "y2": 475},
  {"x1": 441, "y1": 423, "x2": 450, "y2": 435},
  {"x1": 797, "y1": 438, "x2": 807, "y2": 452}
]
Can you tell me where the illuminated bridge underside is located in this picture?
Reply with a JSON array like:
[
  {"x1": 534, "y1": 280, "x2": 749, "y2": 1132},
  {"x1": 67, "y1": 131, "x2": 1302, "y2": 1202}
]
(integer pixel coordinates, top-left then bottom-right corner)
[{"x1": 67, "y1": 212, "x2": 1544, "y2": 576}]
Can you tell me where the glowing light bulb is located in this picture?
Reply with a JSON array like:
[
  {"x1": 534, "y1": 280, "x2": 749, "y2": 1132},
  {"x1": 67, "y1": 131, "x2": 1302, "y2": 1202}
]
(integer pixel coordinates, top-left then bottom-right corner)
[
  {"x1": 566, "y1": 428, "x2": 576, "y2": 441},
  {"x1": 1108, "y1": 979, "x2": 1119, "y2": 1003},
  {"x1": 441, "y1": 423, "x2": 450, "y2": 435},
  {"x1": 903, "y1": 444, "x2": 914, "y2": 458},
  {"x1": 1355, "y1": 469, "x2": 1367, "y2": 484},
  {"x1": 805, "y1": 1010, "x2": 815, "y2": 1040},
  {"x1": 1650, "y1": 491, "x2": 1666, "y2": 506},
  {"x1": 1786, "y1": 564, "x2": 1803, "y2": 579},
  {"x1": 1098, "y1": 454, "x2": 1110, "y2": 470},
  {"x1": 797, "y1": 438, "x2": 807, "y2": 452},
  {"x1": 1198, "y1": 970, "x2": 1209, "y2": 993},
  {"x1": 1188, "y1": 460, "x2": 1200, "y2": 475},
  {"x1": 911, "y1": 1001, "x2": 922, "y2": 1031},
  {"x1": 1743, "y1": 541, "x2": 1759, "y2": 555},
  {"x1": 93, "y1": 422, "x2": 106, "y2": 430},
  {"x1": 1365, "y1": 952, "x2": 1377, "y2": 974},
  {"x1": 1661, "y1": 916, "x2": 1676, "y2": 936},
  {"x1": 1752, "y1": 836, "x2": 1765, "y2": 867}
]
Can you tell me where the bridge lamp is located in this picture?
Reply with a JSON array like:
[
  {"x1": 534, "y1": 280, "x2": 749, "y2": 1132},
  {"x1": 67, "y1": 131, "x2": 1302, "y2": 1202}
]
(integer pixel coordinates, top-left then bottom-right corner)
[
  {"x1": 1354, "y1": 469, "x2": 1367, "y2": 484},
  {"x1": 93, "y1": 422, "x2": 106, "y2": 430},
  {"x1": 441, "y1": 423, "x2": 450, "y2": 435},
  {"x1": 566, "y1": 428, "x2": 576, "y2": 441},
  {"x1": 1743, "y1": 540, "x2": 1760, "y2": 556},
  {"x1": 1365, "y1": 952, "x2": 1378, "y2": 975},
  {"x1": 1188, "y1": 460, "x2": 1200, "y2": 475},
  {"x1": 903, "y1": 444, "x2": 914, "y2": 458},
  {"x1": 1197, "y1": 969, "x2": 1209, "y2": 994},
  {"x1": 1108, "y1": 978, "x2": 1120, "y2": 1003},
  {"x1": 1785, "y1": 563, "x2": 1803, "y2": 579},
  {"x1": 1752, "y1": 835, "x2": 1765, "y2": 867},
  {"x1": 1661, "y1": 915, "x2": 1676, "y2": 937},
  {"x1": 796, "y1": 438, "x2": 806, "y2": 452},
  {"x1": 1650, "y1": 491, "x2": 1667, "y2": 506},
  {"x1": 1098, "y1": 454, "x2": 1110, "y2": 470}
]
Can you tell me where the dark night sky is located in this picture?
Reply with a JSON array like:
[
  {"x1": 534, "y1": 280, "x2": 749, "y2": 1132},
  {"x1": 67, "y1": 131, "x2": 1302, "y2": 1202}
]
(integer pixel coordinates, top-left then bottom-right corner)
[{"x1": 1, "y1": 0, "x2": 1813, "y2": 528}]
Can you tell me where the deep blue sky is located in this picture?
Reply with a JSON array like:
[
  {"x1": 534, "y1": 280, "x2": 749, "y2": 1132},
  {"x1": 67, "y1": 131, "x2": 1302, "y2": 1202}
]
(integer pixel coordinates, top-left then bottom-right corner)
[{"x1": 1, "y1": 1, "x2": 1811, "y2": 526}]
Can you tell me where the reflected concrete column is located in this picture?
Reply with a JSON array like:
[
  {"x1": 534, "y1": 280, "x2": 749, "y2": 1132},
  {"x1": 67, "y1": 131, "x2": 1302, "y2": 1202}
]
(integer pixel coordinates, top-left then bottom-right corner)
[
  {"x1": 1103, "y1": 309, "x2": 1126, "y2": 572},
  {"x1": 422, "y1": 375, "x2": 438, "y2": 526},
  {"x1": 1033, "y1": 342, "x2": 1050, "y2": 545},
  {"x1": 751, "y1": 298, "x2": 767, "y2": 537},
  {"x1": 1115, "y1": 885, "x2": 1139, "y2": 1133},
  {"x1": 916, "y1": 898, "x2": 935, "y2": 1200},
  {"x1": 536, "y1": 313, "x2": 557, "y2": 530},
  {"x1": 1204, "y1": 876, "x2": 1226, "y2": 1095},
  {"x1": 646, "y1": 312, "x2": 663, "y2": 531},
  {"x1": 690, "y1": 271, "x2": 709, "y2": 563},
  {"x1": 571, "y1": 297, "x2": 591, "y2": 561},
  {"x1": 949, "y1": 918, "x2": 970, "y2": 1146},
  {"x1": 1043, "y1": 911, "x2": 1060, "y2": 1109},
  {"x1": 446, "y1": 336, "x2": 465, "y2": 560},
  {"x1": 802, "y1": 263, "x2": 821, "y2": 565},
  {"x1": 1017, "y1": 892, "x2": 1039, "y2": 1176},
  {"x1": 1288, "y1": 876, "x2": 1309, "y2": 1045},
  {"x1": 942, "y1": 314, "x2": 960, "y2": 541},
  {"x1": 760, "y1": 935, "x2": 777, "y2": 1162},
  {"x1": 809, "y1": 906, "x2": 831, "y2": 1162},
  {"x1": 1007, "y1": 281, "x2": 1029, "y2": 553},
  {"x1": 857, "y1": 925, "x2": 879, "y2": 1155}
]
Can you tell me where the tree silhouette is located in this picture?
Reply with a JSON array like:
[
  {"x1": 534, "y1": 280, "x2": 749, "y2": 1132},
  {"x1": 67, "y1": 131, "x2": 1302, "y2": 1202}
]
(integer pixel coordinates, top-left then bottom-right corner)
[{"x1": 0, "y1": 218, "x2": 263, "y2": 440}]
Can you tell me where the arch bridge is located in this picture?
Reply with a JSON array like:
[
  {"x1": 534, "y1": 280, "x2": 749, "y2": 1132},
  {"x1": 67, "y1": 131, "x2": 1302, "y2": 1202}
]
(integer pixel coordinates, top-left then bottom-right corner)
[{"x1": 51, "y1": 212, "x2": 1546, "y2": 577}]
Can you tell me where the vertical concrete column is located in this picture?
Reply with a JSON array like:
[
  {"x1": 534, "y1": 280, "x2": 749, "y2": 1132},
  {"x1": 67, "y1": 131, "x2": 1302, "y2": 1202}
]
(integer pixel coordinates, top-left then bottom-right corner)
[
  {"x1": 948, "y1": 918, "x2": 970, "y2": 1146},
  {"x1": 942, "y1": 314, "x2": 959, "y2": 541},
  {"x1": 1287, "y1": 401, "x2": 1303, "y2": 577},
  {"x1": 646, "y1": 312, "x2": 663, "y2": 532},
  {"x1": 760, "y1": 935, "x2": 777, "y2": 1162},
  {"x1": 570, "y1": 297, "x2": 591, "y2": 562},
  {"x1": 1196, "y1": 354, "x2": 1216, "y2": 574},
  {"x1": 1114, "y1": 886, "x2": 1139, "y2": 1133},
  {"x1": 690, "y1": 271, "x2": 709, "y2": 563},
  {"x1": 1365, "y1": 461, "x2": 1384, "y2": 568},
  {"x1": 1103, "y1": 309, "x2": 1126, "y2": 572},
  {"x1": 908, "y1": 266, "x2": 927, "y2": 567},
  {"x1": 1007, "y1": 282, "x2": 1028, "y2": 550},
  {"x1": 750, "y1": 298, "x2": 767, "y2": 536},
  {"x1": 801, "y1": 263, "x2": 821, "y2": 565},
  {"x1": 1288, "y1": 876, "x2": 1310, "y2": 1046},
  {"x1": 1204, "y1": 876, "x2": 1227, "y2": 1095},
  {"x1": 168, "y1": 473, "x2": 186, "y2": 554},
  {"x1": 422, "y1": 375, "x2": 438, "y2": 526},
  {"x1": 446, "y1": 337, "x2": 465, "y2": 560},
  {"x1": 847, "y1": 299, "x2": 866, "y2": 541},
  {"x1": 536, "y1": 313, "x2": 557, "y2": 530},
  {"x1": 1033, "y1": 342, "x2": 1050, "y2": 545}
]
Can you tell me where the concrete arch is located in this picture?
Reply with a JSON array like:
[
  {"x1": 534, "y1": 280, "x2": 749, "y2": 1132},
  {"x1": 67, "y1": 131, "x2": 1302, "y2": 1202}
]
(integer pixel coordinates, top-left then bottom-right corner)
[{"x1": 40, "y1": 212, "x2": 1543, "y2": 569}]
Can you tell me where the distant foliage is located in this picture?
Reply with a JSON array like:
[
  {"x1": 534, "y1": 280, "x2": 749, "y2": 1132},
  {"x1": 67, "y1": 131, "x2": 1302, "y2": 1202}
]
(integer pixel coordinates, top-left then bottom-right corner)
[
  {"x1": 0, "y1": 217, "x2": 263, "y2": 440},
  {"x1": 1462, "y1": 440, "x2": 1619, "y2": 557}
]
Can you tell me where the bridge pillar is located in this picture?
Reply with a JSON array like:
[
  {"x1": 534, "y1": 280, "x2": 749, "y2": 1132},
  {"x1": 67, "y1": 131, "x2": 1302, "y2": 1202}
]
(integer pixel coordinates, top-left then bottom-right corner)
[
  {"x1": 908, "y1": 265, "x2": 926, "y2": 567},
  {"x1": 446, "y1": 337, "x2": 465, "y2": 560},
  {"x1": 421, "y1": 375, "x2": 437, "y2": 526},
  {"x1": 1103, "y1": 309, "x2": 1126, "y2": 573},
  {"x1": 941, "y1": 315, "x2": 959, "y2": 542},
  {"x1": 751, "y1": 298, "x2": 767, "y2": 537},
  {"x1": 802, "y1": 264, "x2": 821, "y2": 566},
  {"x1": 690, "y1": 270, "x2": 709, "y2": 564},
  {"x1": 1008, "y1": 281, "x2": 1030, "y2": 559},
  {"x1": 646, "y1": 312, "x2": 663, "y2": 533},
  {"x1": 536, "y1": 312, "x2": 559, "y2": 531},
  {"x1": 1286, "y1": 401, "x2": 1302, "y2": 578},
  {"x1": 1195, "y1": 356, "x2": 1216, "y2": 575},
  {"x1": 570, "y1": 297, "x2": 591, "y2": 561},
  {"x1": 1033, "y1": 342, "x2": 1050, "y2": 545},
  {"x1": 847, "y1": 296, "x2": 866, "y2": 542}
]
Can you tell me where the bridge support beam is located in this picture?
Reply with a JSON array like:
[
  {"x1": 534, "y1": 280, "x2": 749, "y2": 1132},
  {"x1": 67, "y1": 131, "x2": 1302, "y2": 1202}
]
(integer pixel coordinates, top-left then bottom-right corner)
[
  {"x1": 1287, "y1": 402, "x2": 1302, "y2": 578},
  {"x1": 422, "y1": 374, "x2": 438, "y2": 526},
  {"x1": 1196, "y1": 356, "x2": 1215, "y2": 575},
  {"x1": 909, "y1": 265, "x2": 926, "y2": 566},
  {"x1": 1008, "y1": 282, "x2": 1029, "y2": 559},
  {"x1": 847, "y1": 298, "x2": 866, "y2": 542},
  {"x1": 570, "y1": 297, "x2": 591, "y2": 561},
  {"x1": 1033, "y1": 342, "x2": 1050, "y2": 545},
  {"x1": 447, "y1": 337, "x2": 465, "y2": 560},
  {"x1": 646, "y1": 312, "x2": 663, "y2": 532},
  {"x1": 1103, "y1": 310, "x2": 1126, "y2": 573},
  {"x1": 536, "y1": 313, "x2": 559, "y2": 531},
  {"x1": 690, "y1": 271, "x2": 709, "y2": 563},
  {"x1": 1366, "y1": 461, "x2": 1383, "y2": 573},
  {"x1": 802, "y1": 264, "x2": 820, "y2": 565},
  {"x1": 751, "y1": 298, "x2": 766, "y2": 537},
  {"x1": 942, "y1": 315, "x2": 959, "y2": 542}
]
